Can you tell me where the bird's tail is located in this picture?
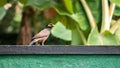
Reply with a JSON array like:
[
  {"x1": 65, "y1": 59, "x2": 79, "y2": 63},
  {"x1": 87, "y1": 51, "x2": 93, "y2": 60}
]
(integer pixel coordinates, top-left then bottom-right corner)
[
  {"x1": 29, "y1": 40, "x2": 35, "y2": 45},
  {"x1": 29, "y1": 39, "x2": 39, "y2": 46}
]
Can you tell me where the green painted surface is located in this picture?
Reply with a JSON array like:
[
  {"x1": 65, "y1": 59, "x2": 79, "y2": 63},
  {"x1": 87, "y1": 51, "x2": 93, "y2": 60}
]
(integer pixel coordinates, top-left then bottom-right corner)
[{"x1": 0, "y1": 55, "x2": 120, "y2": 68}]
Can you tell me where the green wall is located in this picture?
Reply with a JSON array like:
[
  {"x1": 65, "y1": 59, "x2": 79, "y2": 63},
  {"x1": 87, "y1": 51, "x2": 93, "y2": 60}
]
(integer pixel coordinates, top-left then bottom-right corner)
[{"x1": 0, "y1": 55, "x2": 120, "y2": 68}]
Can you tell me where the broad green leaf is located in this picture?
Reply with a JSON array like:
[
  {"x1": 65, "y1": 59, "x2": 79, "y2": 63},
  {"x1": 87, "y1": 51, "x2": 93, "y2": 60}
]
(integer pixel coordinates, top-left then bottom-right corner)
[
  {"x1": 101, "y1": 31, "x2": 118, "y2": 45},
  {"x1": 115, "y1": 26, "x2": 120, "y2": 44},
  {"x1": 72, "y1": 29, "x2": 83, "y2": 45},
  {"x1": 87, "y1": 28, "x2": 102, "y2": 45},
  {"x1": 56, "y1": 16, "x2": 83, "y2": 44},
  {"x1": 87, "y1": 0, "x2": 102, "y2": 24},
  {"x1": 54, "y1": 0, "x2": 89, "y2": 30},
  {"x1": 71, "y1": 0, "x2": 102, "y2": 30},
  {"x1": 87, "y1": 29, "x2": 118, "y2": 45},
  {"x1": 110, "y1": 0, "x2": 120, "y2": 7},
  {"x1": 114, "y1": 6, "x2": 120, "y2": 16},
  {"x1": 51, "y1": 22, "x2": 71, "y2": 41},
  {"x1": 70, "y1": 13, "x2": 89, "y2": 30},
  {"x1": 54, "y1": 0, "x2": 102, "y2": 31},
  {"x1": 73, "y1": 1, "x2": 89, "y2": 30},
  {"x1": 0, "y1": 0, "x2": 7, "y2": 7},
  {"x1": 26, "y1": 0, "x2": 56, "y2": 10},
  {"x1": 0, "y1": 7, "x2": 6, "y2": 21},
  {"x1": 63, "y1": 0, "x2": 73, "y2": 14}
]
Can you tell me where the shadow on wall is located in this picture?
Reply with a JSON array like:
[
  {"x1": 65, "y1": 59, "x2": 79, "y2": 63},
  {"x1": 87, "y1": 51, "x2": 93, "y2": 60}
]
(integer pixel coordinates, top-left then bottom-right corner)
[{"x1": 0, "y1": 33, "x2": 70, "y2": 45}]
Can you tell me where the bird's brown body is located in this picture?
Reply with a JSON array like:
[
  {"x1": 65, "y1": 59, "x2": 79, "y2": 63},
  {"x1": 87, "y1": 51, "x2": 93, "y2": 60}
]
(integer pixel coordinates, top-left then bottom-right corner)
[
  {"x1": 29, "y1": 23, "x2": 54, "y2": 45},
  {"x1": 33, "y1": 28, "x2": 51, "y2": 45}
]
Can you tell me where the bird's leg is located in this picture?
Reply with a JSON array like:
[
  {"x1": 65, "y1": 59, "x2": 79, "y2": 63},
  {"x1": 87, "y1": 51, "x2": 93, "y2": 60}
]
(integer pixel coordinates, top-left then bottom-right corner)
[
  {"x1": 42, "y1": 42, "x2": 44, "y2": 45},
  {"x1": 42, "y1": 40, "x2": 45, "y2": 45}
]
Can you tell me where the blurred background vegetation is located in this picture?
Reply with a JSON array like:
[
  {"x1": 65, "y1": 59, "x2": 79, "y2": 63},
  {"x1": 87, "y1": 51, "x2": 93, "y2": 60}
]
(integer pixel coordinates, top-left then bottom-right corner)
[
  {"x1": 0, "y1": 0, "x2": 71, "y2": 45},
  {"x1": 0, "y1": 0, "x2": 120, "y2": 45}
]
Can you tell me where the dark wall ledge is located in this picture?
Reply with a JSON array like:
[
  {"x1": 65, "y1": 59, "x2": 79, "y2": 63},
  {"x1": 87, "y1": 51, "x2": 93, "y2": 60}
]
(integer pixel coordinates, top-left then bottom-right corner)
[{"x1": 0, "y1": 45, "x2": 120, "y2": 54}]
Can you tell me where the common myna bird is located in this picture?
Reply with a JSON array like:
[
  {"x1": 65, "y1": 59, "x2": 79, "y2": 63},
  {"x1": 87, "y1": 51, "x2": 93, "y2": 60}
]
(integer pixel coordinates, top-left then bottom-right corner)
[{"x1": 29, "y1": 23, "x2": 54, "y2": 45}]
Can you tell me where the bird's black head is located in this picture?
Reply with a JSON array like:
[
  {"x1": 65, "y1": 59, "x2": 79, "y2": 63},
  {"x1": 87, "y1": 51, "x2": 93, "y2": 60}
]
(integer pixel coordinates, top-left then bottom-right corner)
[{"x1": 46, "y1": 23, "x2": 54, "y2": 28}]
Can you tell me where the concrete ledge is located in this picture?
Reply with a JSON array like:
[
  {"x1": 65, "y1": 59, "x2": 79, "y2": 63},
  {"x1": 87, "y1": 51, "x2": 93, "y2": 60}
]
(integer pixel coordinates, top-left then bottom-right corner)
[{"x1": 0, "y1": 45, "x2": 120, "y2": 54}]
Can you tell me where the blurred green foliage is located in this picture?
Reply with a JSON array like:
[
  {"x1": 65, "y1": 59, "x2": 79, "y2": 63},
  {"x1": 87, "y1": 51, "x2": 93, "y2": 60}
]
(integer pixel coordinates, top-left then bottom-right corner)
[{"x1": 0, "y1": 0, "x2": 120, "y2": 45}]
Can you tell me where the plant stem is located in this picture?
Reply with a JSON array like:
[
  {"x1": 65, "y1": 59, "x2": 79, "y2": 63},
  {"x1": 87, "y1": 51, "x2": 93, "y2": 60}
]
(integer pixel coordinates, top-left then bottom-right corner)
[
  {"x1": 80, "y1": 0, "x2": 98, "y2": 29},
  {"x1": 76, "y1": 24, "x2": 87, "y2": 44},
  {"x1": 109, "y1": 3, "x2": 116, "y2": 24},
  {"x1": 100, "y1": 0, "x2": 109, "y2": 33},
  {"x1": 110, "y1": 19, "x2": 120, "y2": 34}
]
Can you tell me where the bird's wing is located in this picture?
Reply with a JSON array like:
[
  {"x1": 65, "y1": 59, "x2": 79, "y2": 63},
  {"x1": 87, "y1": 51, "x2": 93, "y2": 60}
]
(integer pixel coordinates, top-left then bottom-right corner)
[{"x1": 33, "y1": 29, "x2": 50, "y2": 39}]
